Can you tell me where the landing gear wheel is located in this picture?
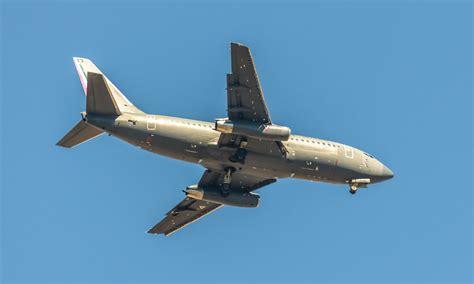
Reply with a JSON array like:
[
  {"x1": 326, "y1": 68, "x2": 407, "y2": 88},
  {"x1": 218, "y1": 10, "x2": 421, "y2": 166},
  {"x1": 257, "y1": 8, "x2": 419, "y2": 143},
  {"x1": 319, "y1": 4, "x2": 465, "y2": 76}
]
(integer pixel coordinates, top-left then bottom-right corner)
[
  {"x1": 229, "y1": 148, "x2": 247, "y2": 164},
  {"x1": 229, "y1": 145, "x2": 248, "y2": 164},
  {"x1": 349, "y1": 185, "x2": 358, "y2": 195},
  {"x1": 221, "y1": 183, "x2": 230, "y2": 197}
]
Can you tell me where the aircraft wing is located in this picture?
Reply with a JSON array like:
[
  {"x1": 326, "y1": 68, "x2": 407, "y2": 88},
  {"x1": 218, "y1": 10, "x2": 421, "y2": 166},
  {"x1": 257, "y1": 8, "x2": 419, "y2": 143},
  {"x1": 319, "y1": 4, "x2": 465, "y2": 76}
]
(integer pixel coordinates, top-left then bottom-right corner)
[
  {"x1": 147, "y1": 170, "x2": 276, "y2": 236},
  {"x1": 147, "y1": 197, "x2": 223, "y2": 236},
  {"x1": 227, "y1": 42, "x2": 271, "y2": 124},
  {"x1": 219, "y1": 43, "x2": 287, "y2": 156}
]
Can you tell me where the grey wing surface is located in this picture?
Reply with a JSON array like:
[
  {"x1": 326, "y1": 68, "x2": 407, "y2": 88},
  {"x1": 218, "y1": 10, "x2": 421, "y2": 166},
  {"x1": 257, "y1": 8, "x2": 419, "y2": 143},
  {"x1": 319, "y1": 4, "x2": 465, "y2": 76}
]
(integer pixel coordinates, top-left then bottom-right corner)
[
  {"x1": 220, "y1": 43, "x2": 287, "y2": 156},
  {"x1": 147, "y1": 198, "x2": 222, "y2": 236},
  {"x1": 148, "y1": 170, "x2": 276, "y2": 236},
  {"x1": 227, "y1": 42, "x2": 271, "y2": 124}
]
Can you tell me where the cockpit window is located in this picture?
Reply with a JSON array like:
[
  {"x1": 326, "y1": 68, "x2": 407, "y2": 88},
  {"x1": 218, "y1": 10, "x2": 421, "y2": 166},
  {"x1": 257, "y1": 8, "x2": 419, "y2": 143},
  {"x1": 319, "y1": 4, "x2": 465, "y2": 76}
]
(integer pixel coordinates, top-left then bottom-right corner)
[{"x1": 363, "y1": 152, "x2": 374, "y2": 158}]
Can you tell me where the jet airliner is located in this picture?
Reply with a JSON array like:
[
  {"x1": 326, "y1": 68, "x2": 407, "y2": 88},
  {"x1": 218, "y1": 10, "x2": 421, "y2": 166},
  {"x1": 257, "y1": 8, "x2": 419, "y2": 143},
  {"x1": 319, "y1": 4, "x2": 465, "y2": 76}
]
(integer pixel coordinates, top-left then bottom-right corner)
[{"x1": 57, "y1": 43, "x2": 394, "y2": 236}]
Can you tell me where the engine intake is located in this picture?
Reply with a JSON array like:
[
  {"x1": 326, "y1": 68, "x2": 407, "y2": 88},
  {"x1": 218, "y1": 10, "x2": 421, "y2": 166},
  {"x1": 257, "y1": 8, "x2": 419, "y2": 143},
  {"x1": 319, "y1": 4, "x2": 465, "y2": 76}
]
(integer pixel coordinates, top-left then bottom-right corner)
[
  {"x1": 215, "y1": 119, "x2": 291, "y2": 141},
  {"x1": 185, "y1": 185, "x2": 259, "y2": 208}
]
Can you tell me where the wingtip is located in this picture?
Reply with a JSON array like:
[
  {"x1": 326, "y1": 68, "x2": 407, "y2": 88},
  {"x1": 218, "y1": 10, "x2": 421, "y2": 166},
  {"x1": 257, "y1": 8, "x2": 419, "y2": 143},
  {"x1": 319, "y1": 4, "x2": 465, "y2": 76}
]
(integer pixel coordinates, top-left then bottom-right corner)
[
  {"x1": 146, "y1": 229, "x2": 167, "y2": 236},
  {"x1": 146, "y1": 226, "x2": 161, "y2": 235}
]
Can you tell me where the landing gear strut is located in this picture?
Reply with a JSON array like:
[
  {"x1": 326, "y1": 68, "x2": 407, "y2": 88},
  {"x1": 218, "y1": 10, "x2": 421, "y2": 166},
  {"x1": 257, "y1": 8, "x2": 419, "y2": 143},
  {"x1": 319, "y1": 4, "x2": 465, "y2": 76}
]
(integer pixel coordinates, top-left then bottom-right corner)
[{"x1": 221, "y1": 168, "x2": 234, "y2": 196}]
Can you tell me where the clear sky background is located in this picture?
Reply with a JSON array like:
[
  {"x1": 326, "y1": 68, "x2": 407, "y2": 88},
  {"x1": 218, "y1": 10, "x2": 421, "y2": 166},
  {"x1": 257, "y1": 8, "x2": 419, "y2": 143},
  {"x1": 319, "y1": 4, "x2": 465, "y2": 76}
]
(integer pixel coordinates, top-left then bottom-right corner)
[{"x1": 1, "y1": 1, "x2": 472, "y2": 283}]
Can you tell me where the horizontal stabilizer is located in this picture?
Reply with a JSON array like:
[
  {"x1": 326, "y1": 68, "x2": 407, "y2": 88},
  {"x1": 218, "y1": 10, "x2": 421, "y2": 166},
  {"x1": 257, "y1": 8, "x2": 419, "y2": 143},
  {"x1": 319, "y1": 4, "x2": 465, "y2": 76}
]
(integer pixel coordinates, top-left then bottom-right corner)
[{"x1": 57, "y1": 120, "x2": 104, "y2": 148}]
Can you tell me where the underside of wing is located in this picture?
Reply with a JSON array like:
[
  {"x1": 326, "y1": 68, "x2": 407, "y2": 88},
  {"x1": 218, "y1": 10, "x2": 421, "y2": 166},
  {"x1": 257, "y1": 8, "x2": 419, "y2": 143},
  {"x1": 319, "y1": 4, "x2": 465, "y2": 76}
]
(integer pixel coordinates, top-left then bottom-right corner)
[
  {"x1": 148, "y1": 170, "x2": 276, "y2": 236},
  {"x1": 227, "y1": 42, "x2": 271, "y2": 124},
  {"x1": 147, "y1": 198, "x2": 222, "y2": 236},
  {"x1": 219, "y1": 43, "x2": 289, "y2": 159}
]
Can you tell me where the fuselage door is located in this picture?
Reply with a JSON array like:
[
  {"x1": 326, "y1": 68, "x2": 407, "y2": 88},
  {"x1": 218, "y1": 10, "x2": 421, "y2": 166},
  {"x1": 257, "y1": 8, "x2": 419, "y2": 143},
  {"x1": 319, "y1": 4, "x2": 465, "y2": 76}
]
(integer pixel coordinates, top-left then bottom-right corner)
[
  {"x1": 146, "y1": 115, "x2": 156, "y2": 131},
  {"x1": 344, "y1": 145, "x2": 354, "y2": 159}
]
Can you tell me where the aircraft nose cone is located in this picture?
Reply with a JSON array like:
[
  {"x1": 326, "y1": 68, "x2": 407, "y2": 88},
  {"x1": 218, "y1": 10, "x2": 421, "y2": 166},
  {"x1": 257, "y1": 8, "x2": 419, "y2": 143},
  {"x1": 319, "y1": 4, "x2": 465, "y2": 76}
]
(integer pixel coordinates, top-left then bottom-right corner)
[{"x1": 382, "y1": 166, "x2": 394, "y2": 180}]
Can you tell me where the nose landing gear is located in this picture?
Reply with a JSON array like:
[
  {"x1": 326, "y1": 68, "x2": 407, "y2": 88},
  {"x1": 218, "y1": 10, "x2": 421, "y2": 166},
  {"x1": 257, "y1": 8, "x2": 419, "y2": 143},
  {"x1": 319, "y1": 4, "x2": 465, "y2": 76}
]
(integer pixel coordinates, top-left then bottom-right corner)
[
  {"x1": 349, "y1": 185, "x2": 358, "y2": 195},
  {"x1": 348, "y1": 179, "x2": 371, "y2": 195}
]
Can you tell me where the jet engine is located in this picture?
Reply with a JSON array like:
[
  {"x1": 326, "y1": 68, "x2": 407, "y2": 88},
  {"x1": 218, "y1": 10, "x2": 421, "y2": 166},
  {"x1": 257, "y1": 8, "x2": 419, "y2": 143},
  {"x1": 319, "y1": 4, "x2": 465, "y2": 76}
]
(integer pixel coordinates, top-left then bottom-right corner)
[
  {"x1": 215, "y1": 119, "x2": 291, "y2": 141},
  {"x1": 185, "y1": 185, "x2": 259, "y2": 208}
]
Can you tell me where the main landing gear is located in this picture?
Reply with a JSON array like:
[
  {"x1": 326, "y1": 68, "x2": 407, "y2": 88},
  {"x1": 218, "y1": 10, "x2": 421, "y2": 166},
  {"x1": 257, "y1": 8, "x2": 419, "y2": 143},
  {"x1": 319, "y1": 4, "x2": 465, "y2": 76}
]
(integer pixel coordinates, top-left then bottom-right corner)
[{"x1": 229, "y1": 140, "x2": 248, "y2": 164}]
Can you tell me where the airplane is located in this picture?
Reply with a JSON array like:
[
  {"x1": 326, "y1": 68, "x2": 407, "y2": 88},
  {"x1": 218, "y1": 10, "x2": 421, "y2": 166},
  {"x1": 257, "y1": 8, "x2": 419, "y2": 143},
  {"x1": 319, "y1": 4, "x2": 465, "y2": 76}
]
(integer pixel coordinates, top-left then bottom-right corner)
[{"x1": 57, "y1": 43, "x2": 394, "y2": 236}]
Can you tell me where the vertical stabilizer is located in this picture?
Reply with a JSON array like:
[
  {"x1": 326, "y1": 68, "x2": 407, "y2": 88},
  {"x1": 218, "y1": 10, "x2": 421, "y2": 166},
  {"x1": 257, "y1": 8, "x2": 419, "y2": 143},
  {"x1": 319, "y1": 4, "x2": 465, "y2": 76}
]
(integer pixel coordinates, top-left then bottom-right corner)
[
  {"x1": 72, "y1": 57, "x2": 144, "y2": 114},
  {"x1": 86, "y1": 72, "x2": 121, "y2": 115}
]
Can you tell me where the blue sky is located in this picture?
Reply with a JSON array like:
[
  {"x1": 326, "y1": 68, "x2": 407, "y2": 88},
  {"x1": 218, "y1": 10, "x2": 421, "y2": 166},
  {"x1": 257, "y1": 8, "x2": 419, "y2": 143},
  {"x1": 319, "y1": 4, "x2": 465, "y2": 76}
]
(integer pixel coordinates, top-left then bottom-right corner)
[{"x1": 1, "y1": 1, "x2": 472, "y2": 283}]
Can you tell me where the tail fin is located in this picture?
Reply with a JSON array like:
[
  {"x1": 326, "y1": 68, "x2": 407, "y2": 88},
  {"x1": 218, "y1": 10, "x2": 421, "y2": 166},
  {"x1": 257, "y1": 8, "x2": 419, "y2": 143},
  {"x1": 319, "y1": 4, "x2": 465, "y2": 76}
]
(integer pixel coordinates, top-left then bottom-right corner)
[
  {"x1": 86, "y1": 72, "x2": 121, "y2": 115},
  {"x1": 73, "y1": 57, "x2": 143, "y2": 114},
  {"x1": 56, "y1": 120, "x2": 104, "y2": 148},
  {"x1": 58, "y1": 57, "x2": 144, "y2": 149}
]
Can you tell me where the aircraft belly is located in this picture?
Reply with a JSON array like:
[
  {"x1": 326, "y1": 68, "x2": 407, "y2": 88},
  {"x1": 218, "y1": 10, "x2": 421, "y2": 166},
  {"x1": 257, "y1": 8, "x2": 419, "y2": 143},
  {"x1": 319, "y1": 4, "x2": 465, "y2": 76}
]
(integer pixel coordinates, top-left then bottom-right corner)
[
  {"x1": 108, "y1": 117, "x2": 215, "y2": 164},
  {"x1": 94, "y1": 114, "x2": 352, "y2": 185},
  {"x1": 105, "y1": 114, "x2": 348, "y2": 183},
  {"x1": 148, "y1": 129, "x2": 216, "y2": 164},
  {"x1": 287, "y1": 147, "x2": 346, "y2": 184},
  {"x1": 240, "y1": 152, "x2": 292, "y2": 178}
]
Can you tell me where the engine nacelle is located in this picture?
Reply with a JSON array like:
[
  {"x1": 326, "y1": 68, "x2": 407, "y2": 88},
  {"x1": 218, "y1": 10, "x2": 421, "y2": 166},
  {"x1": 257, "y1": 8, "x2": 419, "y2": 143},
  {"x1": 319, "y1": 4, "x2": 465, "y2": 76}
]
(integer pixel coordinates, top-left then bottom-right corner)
[
  {"x1": 215, "y1": 119, "x2": 291, "y2": 141},
  {"x1": 185, "y1": 185, "x2": 260, "y2": 208}
]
